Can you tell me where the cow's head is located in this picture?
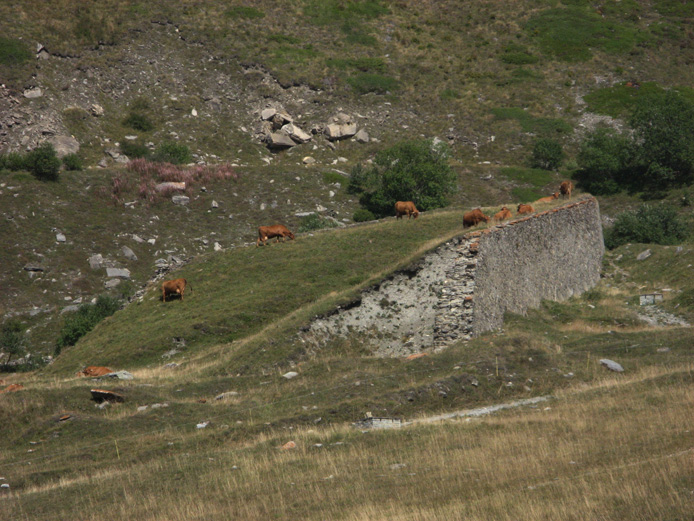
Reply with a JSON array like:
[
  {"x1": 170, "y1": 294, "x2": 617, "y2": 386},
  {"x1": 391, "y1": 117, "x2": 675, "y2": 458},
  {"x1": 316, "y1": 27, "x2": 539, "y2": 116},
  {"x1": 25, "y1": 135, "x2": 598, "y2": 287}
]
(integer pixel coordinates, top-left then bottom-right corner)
[
  {"x1": 288, "y1": 232, "x2": 295, "y2": 240},
  {"x1": 413, "y1": 211, "x2": 420, "y2": 219}
]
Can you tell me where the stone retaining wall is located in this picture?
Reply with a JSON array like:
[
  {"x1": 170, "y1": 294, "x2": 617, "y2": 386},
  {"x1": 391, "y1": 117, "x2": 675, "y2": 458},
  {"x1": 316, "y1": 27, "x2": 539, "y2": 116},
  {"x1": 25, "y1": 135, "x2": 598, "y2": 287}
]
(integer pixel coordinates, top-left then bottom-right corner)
[{"x1": 300, "y1": 197, "x2": 604, "y2": 357}]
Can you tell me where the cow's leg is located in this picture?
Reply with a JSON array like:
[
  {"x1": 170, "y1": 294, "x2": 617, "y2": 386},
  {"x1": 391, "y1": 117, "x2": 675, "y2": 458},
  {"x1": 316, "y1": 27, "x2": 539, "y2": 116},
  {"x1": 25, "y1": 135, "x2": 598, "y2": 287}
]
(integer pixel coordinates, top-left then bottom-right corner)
[{"x1": 162, "y1": 288, "x2": 166, "y2": 302}]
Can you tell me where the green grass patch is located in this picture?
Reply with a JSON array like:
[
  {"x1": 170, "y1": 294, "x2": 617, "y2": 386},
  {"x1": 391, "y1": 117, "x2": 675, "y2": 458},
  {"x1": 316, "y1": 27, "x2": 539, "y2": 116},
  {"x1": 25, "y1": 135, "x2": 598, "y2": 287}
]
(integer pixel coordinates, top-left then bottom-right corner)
[
  {"x1": 511, "y1": 187, "x2": 543, "y2": 202},
  {"x1": 0, "y1": 36, "x2": 32, "y2": 66},
  {"x1": 326, "y1": 57, "x2": 385, "y2": 72},
  {"x1": 322, "y1": 171, "x2": 346, "y2": 185},
  {"x1": 267, "y1": 33, "x2": 301, "y2": 45},
  {"x1": 270, "y1": 45, "x2": 320, "y2": 65},
  {"x1": 347, "y1": 73, "x2": 399, "y2": 94},
  {"x1": 224, "y1": 6, "x2": 265, "y2": 19},
  {"x1": 525, "y1": 7, "x2": 639, "y2": 62},
  {"x1": 491, "y1": 107, "x2": 572, "y2": 135},
  {"x1": 440, "y1": 88, "x2": 461, "y2": 100},
  {"x1": 500, "y1": 44, "x2": 539, "y2": 65},
  {"x1": 500, "y1": 166, "x2": 553, "y2": 188},
  {"x1": 653, "y1": 0, "x2": 694, "y2": 16},
  {"x1": 584, "y1": 82, "x2": 694, "y2": 118},
  {"x1": 303, "y1": 0, "x2": 388, "y2": 25}
]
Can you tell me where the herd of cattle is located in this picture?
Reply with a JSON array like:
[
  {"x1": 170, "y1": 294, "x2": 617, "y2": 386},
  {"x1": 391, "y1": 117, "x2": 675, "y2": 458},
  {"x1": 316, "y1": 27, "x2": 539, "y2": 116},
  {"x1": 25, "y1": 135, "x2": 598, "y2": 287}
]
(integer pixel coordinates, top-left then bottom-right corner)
[{"x1": 157, "y1": 180, "x2": 574, "y2": 303}]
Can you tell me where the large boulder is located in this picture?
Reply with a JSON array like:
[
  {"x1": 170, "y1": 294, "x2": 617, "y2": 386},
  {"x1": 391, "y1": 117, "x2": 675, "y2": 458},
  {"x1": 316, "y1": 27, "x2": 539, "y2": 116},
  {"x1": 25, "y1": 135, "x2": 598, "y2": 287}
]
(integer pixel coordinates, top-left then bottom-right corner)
[
  {"x1": 325, "y1": 123, "x2": 358, "y2": 141},
  {"x1": 48, "y1": 135, "x2": 80, "y2": 158},
  {"x1": 282, "y1": 123, "x2": 311, "y2": 144},
  {"x1": 266, "y1": 133, "x2": 296, "y2": 149}
]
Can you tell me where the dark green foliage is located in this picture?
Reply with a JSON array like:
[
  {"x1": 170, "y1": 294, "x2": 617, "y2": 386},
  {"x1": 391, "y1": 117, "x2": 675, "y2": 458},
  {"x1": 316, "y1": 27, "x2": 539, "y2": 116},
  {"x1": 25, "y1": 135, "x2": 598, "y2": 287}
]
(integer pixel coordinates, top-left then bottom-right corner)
[
  {"x1": 55, "y1": 295, "x2": 120, "y2": 356},
  {"x1": 62, "y1": 153, "x2": 82, "y2": 171},
  {"x1": 525, "y1": 7, "x2": 638, "y2": 62},
  {"x1": 353, "y1": 208, "x2": 376, "y2": 222},
  {"x1": 500, "y1": 45, "x2": 539, "y2": 65},
  {"x1": 0, "y1": 320, "x2": 26, "y2": 365},
  {"x1": 224, "y1": 6, "x2": 265, "y2": 19},
  {"x1": 347, "y1": 73, "x2": 399, "y2": 94},
  {"x1": 322, "y1": 171, "x2": 346, "y2": 185},
  {"x1": 25, "y1": 143, "x2": 60, "y2": 181},
  {"x1": 531, "y1": 139, "x2": 564, "y2": 170},
  {"x1": 123, "y1": 112, "x2": 154, "y2": 132},
  {"x1": 0, "y1": 152, "x2": 26, "y2": 171},
  {"x1": 604, "y1": 205, "x2": 688, "y2": 249},
  {"x1": 349, "y1": 139, "x2": 456, "y2": 218},
  {"x1": 120, "y1": 141, "x2": 150, "y2": 159},
  {"x1": 152, "y1": 141, "x2": 193, "y2": 165},
  {"x1": 629, "y1": 91, "x2": 694, "y2": 189},
  {"x1": 0, "y1": 37, "x2": 32, "y2": 66},
  {"x1": 440, "y1": 89, "x2": 461, "y2": 100},
  {"x1": 298, "y1": 213, "x2": 340, "y2": 233},
  {"x1": 583, "y1": 82, "x2": 669, "y2": 118},
  {"x1": 575, "y1": 128, "x2": 633, "y2": 195}
]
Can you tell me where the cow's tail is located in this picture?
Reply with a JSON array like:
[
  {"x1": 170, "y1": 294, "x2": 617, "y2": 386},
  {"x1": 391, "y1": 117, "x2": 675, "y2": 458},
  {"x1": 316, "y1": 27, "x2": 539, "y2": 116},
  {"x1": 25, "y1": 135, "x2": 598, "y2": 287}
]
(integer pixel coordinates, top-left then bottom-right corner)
[{"x1": 186, "y1": 281, "x2": 193, "y2": 294}]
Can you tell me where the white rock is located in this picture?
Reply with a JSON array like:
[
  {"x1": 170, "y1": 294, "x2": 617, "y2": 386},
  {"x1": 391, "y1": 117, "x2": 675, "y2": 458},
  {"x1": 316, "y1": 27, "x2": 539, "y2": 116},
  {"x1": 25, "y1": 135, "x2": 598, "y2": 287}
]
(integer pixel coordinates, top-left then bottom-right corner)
[
  {"x1": 214, "y1": 242, "x2": 222, "y2": 251},
  {"x1": 191, "y1": 108, "x2": 198, "y2": 116},
  {"x1": 600, "y1": 359, "x2": 624, "y2": 372},
  {"x1": 196, "y1": 421, "x2": 209, "y2": 429},
  {"x1": 56, "y1": 233, "x2": 66, "y2": 242},
  {"x1": 282, "y1": 371, "x2": 299, "y2": 379}
]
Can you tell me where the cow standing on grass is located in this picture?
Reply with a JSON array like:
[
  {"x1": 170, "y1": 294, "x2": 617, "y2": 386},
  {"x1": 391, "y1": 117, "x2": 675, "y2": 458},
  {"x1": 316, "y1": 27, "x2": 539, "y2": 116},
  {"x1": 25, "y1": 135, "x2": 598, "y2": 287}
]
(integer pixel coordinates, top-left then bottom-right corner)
[
  {"x1": 162, "y1": 278, "x2": 192, "y2": 302},
  {"x1": 394, "y1": 201, "x2": 420, "y2": 220},
  {"x1": 256, "y1": 224, "x2": 295, "y2": 247},
  {"x1": 560, "y1": 180, "x2": 573, "y2": 199},
  {"x1": 463, "y1": 208, "x2": 490, "y2": 228}
]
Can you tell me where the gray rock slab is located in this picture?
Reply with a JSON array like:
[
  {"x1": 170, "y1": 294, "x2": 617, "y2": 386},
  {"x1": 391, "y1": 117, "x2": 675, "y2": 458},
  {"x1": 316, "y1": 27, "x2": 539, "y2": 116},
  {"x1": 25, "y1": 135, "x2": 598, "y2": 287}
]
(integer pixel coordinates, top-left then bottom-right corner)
[
  {"x1": 636, "y1": 249, "x2": 651, "y2": 261},
  {"x1": 88, "y1": 254, "x2": 104, "y2": 269},
  {"x1": 48, "y1": 135, "x2": 80, "y2": 158},
  {"x1": 266, "y1": 133, "x2": 296, "y2": 149},
  {"x1": 56, "y1": 233, "x2": 66, "y2": 242},
  {"x1": 104, "y1": 279, "x2": 121, "y2": 289},
  {"x1": 106, "y1": 267, "x2": 131, "y2": 279},
  {"x1": 215, "y1": 391, "x2": 240, "y2": 401},
  {"x1": 354, "y1": 128, "x2": 370, "y2": 143},
  {"x1": 600, "y1": 359, "x2": 624, "y2": 372},
  {"x1": 121, "y1": 246, "x2": 137, "y2": 261},
  {"x1": 24, "y1": 87, "x2": 42, "y2": 99},
  {"x1": 23, "y1": 263, "x2": 44, "y2": 272},
  {"x1": 172, "y1": 195, "x2": 190, "y2": 206},
  {"x1": 261, "y1": 108, "x2": 277, "y2": 121},
  {"x1": 104, "y1": 371, "x2": 134, "y2": 380},
  {"x1": 282, "y1": 371, "x2": 299, "y2": 380}
]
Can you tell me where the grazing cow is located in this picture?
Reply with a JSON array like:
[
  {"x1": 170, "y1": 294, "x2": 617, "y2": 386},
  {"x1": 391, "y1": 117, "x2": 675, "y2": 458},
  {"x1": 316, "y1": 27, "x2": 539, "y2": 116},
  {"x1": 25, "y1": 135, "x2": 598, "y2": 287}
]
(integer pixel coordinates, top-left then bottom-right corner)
[
  {"x1": 493, "y1": 206, "x2": 513, "y2": 223},
  {"x1": 517, "y1": 203, "x2": 534, "y2": 215},
  {"x1": 463, "y1": 208, "x2": 490, "y2": 228},
  {"x1": 560, "y1": 180, "x2": 573, "y2": 199},
  {"x1": 394, "y1": 201, "x2": 420, "y2": 220},
  {"x1": 161, "y1": 278, "x2": 192, "y2": 302},
  {"x1": 77, "y1": 366, "x2": 113, "y2": 377},
  {"x1": 535, "y1": 192, "x2": 559, "y2": 204},
  {"x1": 257, "y1": 224, "x2": 295, "y2": 247}
]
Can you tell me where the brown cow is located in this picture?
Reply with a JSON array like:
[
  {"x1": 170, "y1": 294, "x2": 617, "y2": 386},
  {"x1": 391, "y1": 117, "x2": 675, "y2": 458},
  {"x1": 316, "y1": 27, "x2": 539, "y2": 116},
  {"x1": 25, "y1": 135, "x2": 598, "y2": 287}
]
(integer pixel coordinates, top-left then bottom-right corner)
[
  {"x1": 394, "y1": 201, "x2": 420, "y2": 220},
  {"x1": 0, "y1": 383, "x2": 24, "y2": 393},
  {"x1": 517, "y1": 203, "x2": 534, "y2": 215},
  {"x1": 535, "y1": 192, "x2": 559, "y2": 204},
  {"x1": 257, "y1": 224, "x2": 295, "y2": 247},
  {"x1": 560, "y1": 181, "x2": 573, "y2": 199},
  {"x1": 493, "y1": 206, "x2": 513, "y2": 223},
  {"x1": 463, "y1": 208, "x2": 490, "y2": 228},
  {"x1": 161, "y1": 278, "x2": 192, "y2": 302},
  {"x1": 77, "y1": 366, "x2": 113, "y2": 377}
]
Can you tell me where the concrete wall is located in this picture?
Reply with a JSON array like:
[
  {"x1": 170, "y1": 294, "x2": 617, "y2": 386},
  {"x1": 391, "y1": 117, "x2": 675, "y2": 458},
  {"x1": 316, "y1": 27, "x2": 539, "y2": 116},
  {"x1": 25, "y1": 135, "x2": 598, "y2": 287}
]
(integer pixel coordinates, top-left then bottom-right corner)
[{"x1": 300, "y1": 197, "x2": 604, "y2": 357}]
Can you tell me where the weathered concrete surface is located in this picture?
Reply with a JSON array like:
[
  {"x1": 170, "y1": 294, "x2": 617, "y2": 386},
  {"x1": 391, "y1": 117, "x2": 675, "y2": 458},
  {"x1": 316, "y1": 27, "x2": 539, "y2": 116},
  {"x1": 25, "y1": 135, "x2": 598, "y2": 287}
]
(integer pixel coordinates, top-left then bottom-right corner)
[{"x1": 471, "y1": 198, "x2": 604, "y2": 334}]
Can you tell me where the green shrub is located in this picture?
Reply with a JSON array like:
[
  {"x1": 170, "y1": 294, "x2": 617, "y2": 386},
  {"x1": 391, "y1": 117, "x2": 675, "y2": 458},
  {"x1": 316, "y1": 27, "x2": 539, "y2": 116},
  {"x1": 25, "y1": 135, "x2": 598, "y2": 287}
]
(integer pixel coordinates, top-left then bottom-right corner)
[
  {"x1": 323, "y1": 171, "x2": 346, "y2": 185},
  {"x1": 501, "y1": 51, "x2": 539, "y2": 65},
  {"x1": 298, "y1": 213, "x2": 340, "y2": 233},
  {"x1": 0, "y1": 320, "x2": 26, "y2": 365},
  {"x1": 152, "y1": 141, "x2": 193, "y2": 165},
  {"x1": 347, "y1": 73, "x2": 399, "y2": 94},
  {"x1": 604, "y1": 204, "x2": 688, "y2": 249},
  {"x1": 349, "y1": 139, "x2": 456, "y2": 218},
  {"x1": 0, "y1": 152, "x2": 25, "y2": 171},
  {"x1": 123, "y1": 112, "x2": 154, "y2": 132},
  {"x1": 353, "y1": 209, "x2": 376, "y2": 222},
  {"x1": 55, "y1": 295, "x2": 120, "y2": 356},
  {"x1": 491, "y1": 107, "x2": 572, "y2": 135},
  {"x1": 62, "y1": 153, "x2": 82, "y2": 171},
  {"x1": 120, "y1": 141, "x2": 150, "y2": 159},
  {"x1": 575, "y1": 128, "x2": 633, "y2": 195},
  {"x1": 531, "y1": 139, "x2": 564, "y2": 170},
  {"x1": 25, "y1": 143, "x2": 60, "y2": 181}
]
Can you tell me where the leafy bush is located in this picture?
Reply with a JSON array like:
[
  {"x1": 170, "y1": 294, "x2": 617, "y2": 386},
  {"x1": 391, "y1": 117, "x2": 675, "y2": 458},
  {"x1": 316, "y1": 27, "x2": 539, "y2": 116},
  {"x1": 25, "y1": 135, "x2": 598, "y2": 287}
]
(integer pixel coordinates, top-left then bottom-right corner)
[
  {"x1": 630, "y1": 91, "x2": 694, "y2": 189},
  {"x1": 348, "y1": 139, "x2": 457, "y2": 218},
  {"x1": 347, "y1": 73, "x2": 399, "y2": 94},
  {"x1": 62, "y1": 153, "x2": 82, "y2": 171},
  {"x1": 322, "y1": 171, "x2": 346, "y2": 185},
  {"x1": 604, "y1": 204, "x2": 688, "y2": 249},
  {"x1": 353, "y1": 208, "x2": 376, "y2": 222},
  {"x1": 25, "y1": 143, "x2": 60, "y2": 181},
  {"x1": 120, "y1": 141, "x2": 150, "y2": 159},
  {"x1": 55, "y1": 295, "x2": 120, "y2": 355},
  {"x1": 531, "y1": 139, "x2": 564, "y2": 170},
  {"x1": 575, "y1": 128, "x2": 633, "y2": 195},
  {"x1": 123, "y1": 112, "x2": 154, "y2": 132},
  {"x1": 0, "y1": 152, "x2": 26, "y2": 171},
  {"x1": 151, "y1": 141, "x2": 193, "y2": 165},
  {"x1": 298, "y1": 213, "x2": 340, "y2": 233},
  {"x1": 0, "y1": 320, "x2": 26, "y2": 365}
]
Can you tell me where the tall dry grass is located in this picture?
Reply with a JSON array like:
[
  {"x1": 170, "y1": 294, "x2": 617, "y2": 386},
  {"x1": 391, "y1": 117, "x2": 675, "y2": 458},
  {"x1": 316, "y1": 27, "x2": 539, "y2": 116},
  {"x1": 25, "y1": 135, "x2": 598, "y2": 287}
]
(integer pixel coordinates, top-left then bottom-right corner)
[{"x1": 4, "y1": 364, "x2": 692, "y2": 521}]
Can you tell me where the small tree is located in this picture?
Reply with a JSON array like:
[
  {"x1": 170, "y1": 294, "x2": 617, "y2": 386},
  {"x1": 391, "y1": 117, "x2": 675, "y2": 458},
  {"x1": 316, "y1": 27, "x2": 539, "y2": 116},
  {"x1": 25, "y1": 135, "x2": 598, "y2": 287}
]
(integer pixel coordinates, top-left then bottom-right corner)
[
  {"x1": 531, "y1": 138, "x2": 563, "y2": 170},
  {"x1": 630, "y1": 91, "x2": 694, "y2": 189},
  {"x1": 576, "y1": 128, "x2": 633, "y2": 195},
  {"x1": 0, "y1": 320, "x2": 26, "y2": 365},
  {"x1": 152, "y1": 141, "x2": 193, "y2": 165},
  {"x1": 55, "y1": 295, "x2": 120, "y2": 356},
  {"x1": 26, "y1": 142, "x2": 60, "y2": 181},
  {"x1": 349, "y1": 139, "x2": 457, "y2": 218},
  {"x1": 604, "y1": 204, "x2": 688, "y2": 250}
]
